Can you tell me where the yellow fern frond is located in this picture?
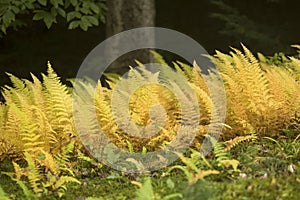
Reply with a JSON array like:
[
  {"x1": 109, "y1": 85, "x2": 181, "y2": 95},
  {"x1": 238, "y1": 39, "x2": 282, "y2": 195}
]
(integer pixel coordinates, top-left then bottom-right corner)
[
  {"x1": 224, "y1": 135, "x2": 257, "y2": 151},
  {"x1": 42, "y1": 63, "x2": 76, "y2": 153}
]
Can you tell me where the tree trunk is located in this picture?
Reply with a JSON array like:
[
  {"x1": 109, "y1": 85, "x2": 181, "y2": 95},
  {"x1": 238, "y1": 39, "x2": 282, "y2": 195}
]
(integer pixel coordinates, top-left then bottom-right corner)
[{"x1": 105, "y1": 0, "x2": 156, "y2": 74}]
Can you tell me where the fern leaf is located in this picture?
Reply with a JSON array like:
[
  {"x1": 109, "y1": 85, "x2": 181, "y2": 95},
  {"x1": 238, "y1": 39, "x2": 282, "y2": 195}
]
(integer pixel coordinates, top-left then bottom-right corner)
[
  {"x1": 0, "y1": 185, "x2": 10, "y2": 200},
  {"x1": 224, "y1": 135, "x2": 257, "y2": 151},
  {"x1": 191, "y1": 170, "x2": 219, "y2": 184},
  {"x1": 53, "y1": 176, "x2": 81, "y2": 190},
  {"x1": 2, "y1": 172, "x2": 38, "y2": 200},
  {"x1": 24, "y1": 152, "x2": 43, "y2": 194},
  {"x1": 135, "y1": 177, "x2": 155, "y2": 200}
]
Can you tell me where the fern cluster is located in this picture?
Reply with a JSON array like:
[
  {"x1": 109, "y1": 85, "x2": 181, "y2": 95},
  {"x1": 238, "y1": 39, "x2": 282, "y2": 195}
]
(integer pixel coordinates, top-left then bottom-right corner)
[
  {"x1": 213, "y1": 45, "x2": 300, "y2": 138},
  {"x1": 0, "y1": 62, "x2": 80, "y2": 197},
  {"x1": 0, "y1": 62, "x2": 79, "y2": 159},
  {"x1": 0, "y1": 45, "x2": 299, "y2": 173}
]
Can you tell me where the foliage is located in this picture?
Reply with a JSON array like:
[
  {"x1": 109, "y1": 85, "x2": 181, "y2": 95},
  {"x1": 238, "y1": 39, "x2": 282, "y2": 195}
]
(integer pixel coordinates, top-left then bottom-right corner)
[
  {"x1": 0, "y1": 63, "x2": 81, "y2": 197},
  {"x1": 4, "y1": 145, "x2": 80, "y2": 199},
  {"x1": 1, "y1": 45, "x2": 300, "y2": 162},
  {"x1": 166, "y1": 134, "x2": 255, "y2": 184},
  {"x1": 210, "y1": 0, "x2": 291, "y2": 53},
  {"x1": 1, "y1": 136, "x2": 298, "y2": 199},
  {"x1": 0, "y1": 45, "x2": 299, "y2": 198},
  {"x1": 211, "y1": 1, "x2": 273, "y2": 44},
  {"x1": 0, "y1": 185, "x2": 10, "y2": 200},
  {"x1": 0, "y1": 62, "x2": 79, "y2": 160},
  {"x1": 3, "y1": 143, "x2": 81, "y2": 198},
  {"x1": 224, "y1": 134, "x2": 257, "y2": 151},
  {"x1": 133, "y1": 177, "x2": 183, "y2": 200},
  {"x1": 0, "y1": 0, "x2": 106, "y2": 37},
  {"x1": 212, "y1": 45, "x2": 300, "y2": 138},
  {"x1": 258, "y1": 52, "x2": 291, "y2": 66}
]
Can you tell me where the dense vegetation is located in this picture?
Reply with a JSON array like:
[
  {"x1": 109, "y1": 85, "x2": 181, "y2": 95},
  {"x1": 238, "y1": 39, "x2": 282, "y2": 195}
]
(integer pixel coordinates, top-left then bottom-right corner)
[{"x1": 0, "y1": 46, "x2": 299, "y2": 199}]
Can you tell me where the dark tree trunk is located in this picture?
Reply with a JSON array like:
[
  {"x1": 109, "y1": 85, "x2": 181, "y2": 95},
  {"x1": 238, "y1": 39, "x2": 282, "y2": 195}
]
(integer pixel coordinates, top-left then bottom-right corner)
[{"x1": 105, "y1": 0, "x2": 156, "y2": 74}]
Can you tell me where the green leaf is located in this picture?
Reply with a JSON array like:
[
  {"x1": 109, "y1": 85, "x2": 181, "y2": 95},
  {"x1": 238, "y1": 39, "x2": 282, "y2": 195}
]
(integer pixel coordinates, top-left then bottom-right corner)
[
  {"x1": 37, "y1": 152, "x2": 46, "y2": 160},
  {"x1": 80, "y1": 17, "x2": 90, "y2": 31},
  {"x1": 90, "y1": 3, "x2": 100, "y2": 14},
  {"x1": 1, "y1": 25, "x2": 7, "y2": 34},
  {"x1": 66, "y1": 11, "x2": 81, "y2": 22},
  {"x1": 64, "y1": 0, "x2": 71, "y2": 8},
  {"x1": 57, "y1": 7, "x2": 66, "y2": 18},
  {"x1": 99, "y1": 14, "x2": 105, "y2": 23},
  {"x1": 11, "y1": 6, "x2": 20, "y2": 13},
  {"x1": 80, "y1": 7, "x2": 91, "y2": 15},
  {"x1": 44, "y1": 14, "x2": 57, "y2": 29},
  {"x1": 33, "y1": 11, "x2": 48, "y2": 21},
  {"x1": 86, "y1": 16, "x2": 99, "y2": 26},
  {"x1": 162, "y1": 193, "x2": 183, "y2": 200},
  {"x1": 50, "y1": 0, "x2": 62, "y2": 8},
  {"x1": 50, "y1": 7, "x2": 58, "y2": 17},
  {"x1": 166, "y1": 178, "x2": 175, "y2": 189},
  {"x1": 24, "y1": 2, "x2": 34, "y2": 9},
  {"x1": 0, "y1": 185, "x2": 9, "y2": 200},
  {"x1": 68, "y1": 20, "x2": 80, "y2": 29},
  {"x1": 3, "y1": 10, "x2": 15, "y2": 26},
  {"x1": 38, "y1": 0, "x2": 47, "y2": 6},
  {"x1": 70, "y1": 0, "x2": 78, "y2": 7},
  {"x1": 136, "y1": 177, "x2": 154, "y2": 200}
]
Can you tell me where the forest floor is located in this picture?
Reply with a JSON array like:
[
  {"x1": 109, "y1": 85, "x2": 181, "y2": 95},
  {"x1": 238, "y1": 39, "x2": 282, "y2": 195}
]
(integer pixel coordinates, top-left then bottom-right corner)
[{"x1": 0, "y1": 135, "x2": 299, "y2": 200}]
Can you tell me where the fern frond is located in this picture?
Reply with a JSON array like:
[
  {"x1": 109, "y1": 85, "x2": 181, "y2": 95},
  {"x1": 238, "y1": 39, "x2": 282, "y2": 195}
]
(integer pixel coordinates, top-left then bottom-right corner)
[
  {"x1": 0, "y1": 185, "x2": 10, "y2": 200},
  {"x1": 213, "y1": 141, "x2": 230, "y2": 162},
  {"x1": 36, "y1": 150, "x2": 60, "y2": 176},
  {"x1": 224, "y1": 135, "x2": 257, "y2": 152},
  {"x1": 23, "y1": 152, "x2": 43, "y2": 194},
  {"x1": 42, "y1": 63, "x2": 75, "y2": 153},
  {"x1": 54, "y1": 141, "x2": 75, "y2": 174},
  {"x1": 2, "y1": 172, "x2": 38, "y2": 200},
  {"x1": 53, "y1": 176, "x2": 81, "y2": 190},
  {"x1": 12, "y1": 161, "x2": 24, "y2": 180},
  {"x1": 135, "y1": 177, "x2": 154, "y2": 200},
  {"x1": 191, "y1": 170, "x2": 219, "y2": 184},
  {"x1": 151, "y1": 50, "x2": 168, "y2": 66}
]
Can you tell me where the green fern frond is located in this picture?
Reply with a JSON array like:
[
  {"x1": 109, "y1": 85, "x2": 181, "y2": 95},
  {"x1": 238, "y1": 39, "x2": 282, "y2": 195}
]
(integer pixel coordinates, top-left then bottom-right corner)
[
  {"x1": 23, "y1": 152, "x2": 43, "y2": 194},
  {"x1": 213, "y1": 141, "x2": 230, "y2": 162},
  {"x1": 53, "y1": 176, "x2": 81, "y2": 190},
  {"x1": 135, "y1": 177, "x2": 155, "y2": 200},
  {"x1": 2, "y1": 172, "x2": 38, "y2": 200},
  {"x1": 0, "y1": 185, "x2": 10, "y2": 200},
  {"x1": 54, "y1": 141, "x2": 75, "y2": 174}
]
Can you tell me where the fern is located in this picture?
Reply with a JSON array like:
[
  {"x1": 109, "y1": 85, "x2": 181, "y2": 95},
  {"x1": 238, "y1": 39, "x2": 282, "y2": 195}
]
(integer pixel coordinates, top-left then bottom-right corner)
[
  {"x1": 224, "y1": 134, "x2": 257, "y2": 152},
  {"x1": 2, "y1": 172, "x2": 38, "y2": 200},
  {"x1": 134, "y1": 177, "x2": 183, "y2": 200},
  {"x1": 6, "y1": 147, "x2": 80, "y2": 197},
  {"x1": 23, "y1": 152, "x2": 43, "y2": 194},
  {"x1": 42, "y1": 62, "x2": 76, "y2": 153},
  {"x1": 0, "y1": 63, "x2": 78, "y2": 160},
  {"x1": 0, "y1": 185, "x2": 10, "y2": 200},
  {"x1": 0, "y1": 64, "x2": 81, "y2": 197},
  {"x1": 135, "y1": 177, "x2": 155, "y2": 200},
  {"x1": 213, "y1": 45, "x2": 300, "y2": 137}
]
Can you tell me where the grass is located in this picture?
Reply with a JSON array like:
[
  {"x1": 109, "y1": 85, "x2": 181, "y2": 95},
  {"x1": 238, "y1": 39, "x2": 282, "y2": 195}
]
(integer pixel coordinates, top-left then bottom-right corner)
[{"x1": 0, "y1": 135, "x2": 299, "y2": 200}]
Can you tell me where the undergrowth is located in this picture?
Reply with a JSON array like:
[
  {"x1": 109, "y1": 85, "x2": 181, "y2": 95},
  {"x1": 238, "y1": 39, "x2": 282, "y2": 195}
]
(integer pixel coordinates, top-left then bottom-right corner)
[{"x1": 0, "y1": 45, "x2": 299, "y2": 199}]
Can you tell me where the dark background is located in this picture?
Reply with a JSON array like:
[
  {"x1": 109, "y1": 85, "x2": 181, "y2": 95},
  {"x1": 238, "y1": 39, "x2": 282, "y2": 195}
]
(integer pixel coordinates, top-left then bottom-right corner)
[{"x1": 0, "y1": 0, "x2": 299, "y2": 86}]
